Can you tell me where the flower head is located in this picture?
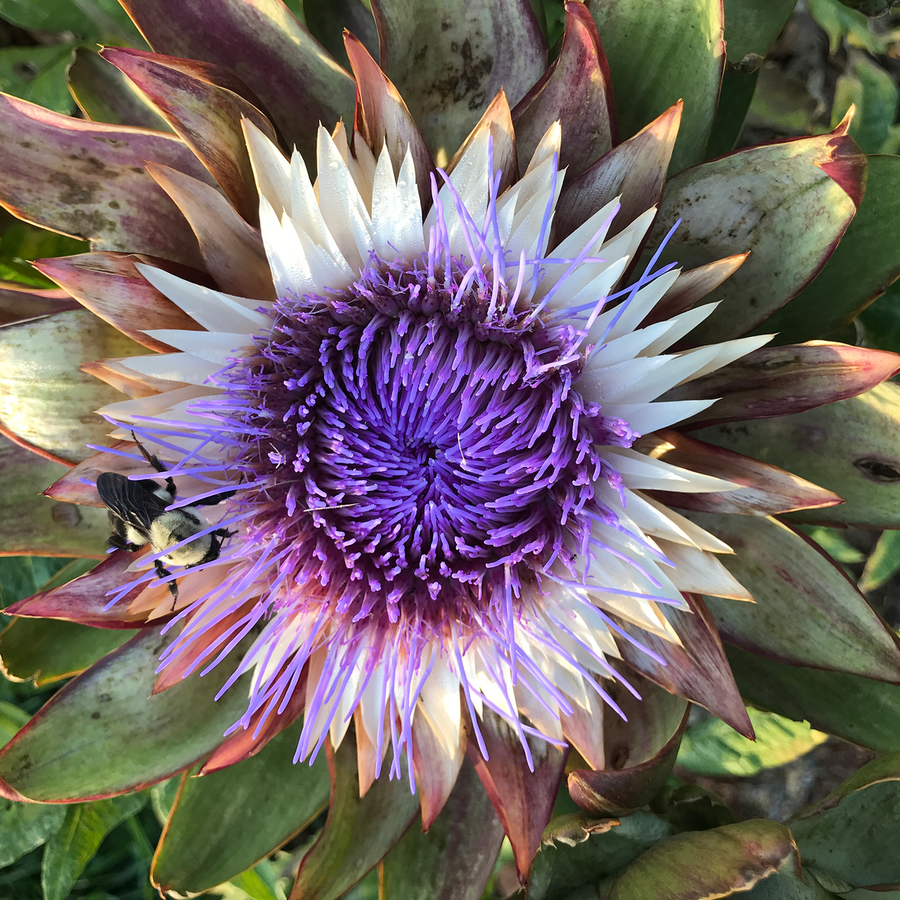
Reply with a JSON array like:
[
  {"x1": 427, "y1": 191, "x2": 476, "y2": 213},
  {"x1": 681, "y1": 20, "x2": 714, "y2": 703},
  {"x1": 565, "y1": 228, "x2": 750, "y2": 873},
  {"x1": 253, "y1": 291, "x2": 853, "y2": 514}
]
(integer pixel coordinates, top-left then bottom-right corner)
[{"x1": 85, "y1": 105, "x2": 775, "y2": 805}]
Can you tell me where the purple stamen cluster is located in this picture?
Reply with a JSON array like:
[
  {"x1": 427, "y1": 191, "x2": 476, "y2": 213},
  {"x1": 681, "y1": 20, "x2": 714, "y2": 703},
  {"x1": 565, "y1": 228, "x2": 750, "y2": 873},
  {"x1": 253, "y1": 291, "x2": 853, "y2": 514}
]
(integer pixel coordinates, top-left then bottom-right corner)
[{"x1": 220, "y1": 255, "x2": 638, "y2": 631}]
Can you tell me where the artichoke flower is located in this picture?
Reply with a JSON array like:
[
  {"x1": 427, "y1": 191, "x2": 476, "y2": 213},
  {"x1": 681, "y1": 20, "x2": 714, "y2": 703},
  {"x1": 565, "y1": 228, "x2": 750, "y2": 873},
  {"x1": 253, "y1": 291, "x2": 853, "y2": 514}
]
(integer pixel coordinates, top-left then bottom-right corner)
[{"x1": 1, "y1": 0, "x2": 900, "y2": 897}]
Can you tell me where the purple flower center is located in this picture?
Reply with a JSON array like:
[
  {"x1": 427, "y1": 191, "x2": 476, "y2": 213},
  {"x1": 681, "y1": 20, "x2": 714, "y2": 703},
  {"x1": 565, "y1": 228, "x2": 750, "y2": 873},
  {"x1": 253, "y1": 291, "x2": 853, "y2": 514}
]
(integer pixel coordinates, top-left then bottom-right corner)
[{"x1": 223, "y1": 257, "x2": 637, "y2": 630}]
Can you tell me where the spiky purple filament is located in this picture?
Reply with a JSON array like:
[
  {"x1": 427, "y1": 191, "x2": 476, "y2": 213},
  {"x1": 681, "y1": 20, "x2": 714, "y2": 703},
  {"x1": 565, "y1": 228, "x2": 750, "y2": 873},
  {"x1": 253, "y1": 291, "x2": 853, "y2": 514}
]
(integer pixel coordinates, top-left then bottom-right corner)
[{"x1": 221, "y1": 257, "x2": 637, "y2": 632}]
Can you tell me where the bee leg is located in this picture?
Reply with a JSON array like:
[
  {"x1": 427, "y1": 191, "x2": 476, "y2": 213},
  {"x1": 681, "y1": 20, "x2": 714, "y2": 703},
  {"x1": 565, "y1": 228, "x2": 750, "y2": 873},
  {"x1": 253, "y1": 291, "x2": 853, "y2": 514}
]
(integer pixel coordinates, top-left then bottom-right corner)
[
  {"x1": 131, "y1": 430, "x2": 170, "y2": 475},
  {"x1": 213, "y1": 527, "x2": 237, "y2": 539},
  {"x1": 153, "y1": 559, "x2": 179, "y2": 610},
  {"x1": 131, "y1": 430, "x2": 178, "y2": 498},
  {"x1": 109, "y1": 532, "x2": 142, "y2": 552}
]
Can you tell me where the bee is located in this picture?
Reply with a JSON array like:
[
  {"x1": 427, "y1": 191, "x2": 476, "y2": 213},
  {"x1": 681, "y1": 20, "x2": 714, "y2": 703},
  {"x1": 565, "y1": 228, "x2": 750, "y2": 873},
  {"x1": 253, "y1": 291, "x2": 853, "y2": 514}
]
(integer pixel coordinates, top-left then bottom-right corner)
[{"x1": 96, "y1": 434, "x2": 236, "y2": 603}]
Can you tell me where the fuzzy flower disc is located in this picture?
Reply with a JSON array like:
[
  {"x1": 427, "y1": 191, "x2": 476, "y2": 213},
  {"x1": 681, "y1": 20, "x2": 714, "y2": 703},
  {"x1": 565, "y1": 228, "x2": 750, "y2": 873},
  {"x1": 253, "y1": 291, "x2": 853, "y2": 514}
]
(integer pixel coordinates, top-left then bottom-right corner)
[{"x1": 229, "y1": 257, "x2": 638, "y2": 630}]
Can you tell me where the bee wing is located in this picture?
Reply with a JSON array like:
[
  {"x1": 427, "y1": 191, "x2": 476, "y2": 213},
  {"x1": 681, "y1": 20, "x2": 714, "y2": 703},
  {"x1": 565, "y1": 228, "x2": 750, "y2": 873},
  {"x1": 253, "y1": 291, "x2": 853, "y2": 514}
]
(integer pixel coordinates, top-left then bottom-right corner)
[{"x1": 96, "y1": 472, "x2": 168, "y2": 536}]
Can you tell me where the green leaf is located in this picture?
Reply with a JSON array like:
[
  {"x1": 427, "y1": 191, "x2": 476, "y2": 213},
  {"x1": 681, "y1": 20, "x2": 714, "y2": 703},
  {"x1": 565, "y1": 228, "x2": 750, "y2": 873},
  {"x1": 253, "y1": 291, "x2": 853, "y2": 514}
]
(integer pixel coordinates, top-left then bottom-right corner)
[
  {"x1": 838, "y1": 0, "x2": 893, "y2": 13},
  {"x1": 149, "y1": 776, "x2": 180, "y2": 826},
  {"x1": 41, "y1": 794, "x2": 147, "y2": 900},
  {"x1": 529, "y1": 0, "x2": 567, "y2": 48},
  {"x1": 289, "y1": 737, "x2": 420, "y2": 900},
  {"x1": 860, "y1": 281, "x2": 900, "y2": 354},
  {"x1": 0, "y1": 94, "x2": 214, "y2": 268},
  {"x1": 372, "y1": 0, "x2": 545, "y2": 166},
  {"x1": 0, "y1": 0, "x2": 146, "y2": 45},
  {"x1": 303, "y1": 0, "x2": 377, "y2": 69},
  {"x1": 652, "y1": 129, "x2": 863, "y2": 344},
  {"x1": 119, "y1": 0, "x2": 355, "y2": 168},
  {"x1": 686, "y1": 514, "x2": 900, "y2": 682},
  {"x1": 339, "y1": 870, "x2": 379, "y2": 900},
  {"x1": 0, "y1": 701, "x2": 29, "y2": 748},
  {"x1": 704, "y1": 67, "x2": 758, "y2": 160},
  {"x1": 796, "y1": 748, "x2": 900, "y2": 818},
  {"x1": 0, "y1": 617, "x2": 129, "y2": 686},
  {"x1": 792, "y1": 781, "x2": 900, "y2": 887},
  {"x1": 380, "y1": 759, "x2": 504, "y2": 900},
  {"x1": 804, "y1": 527, "x2": 865, "y2": 566},
  {"x1": 859, "y1": 529, "x2": 900, "y2": 594},
  {"x1": 832, "y1": 54, "x2": 899, "y2": 155},
  {"x1": 0, "y1": 627, "x2": 253, "y2": 801},
  {"x1": 0, "y1": 45, "x2": 75, "y2": 115},
  {"x1": 606, "y1": 820, "x2": 799, "y2": 899},
  {"x1": 0, "y1": 557, "x2": 82, "y2": 607},
  {"x1": 746, "y1": 59, "x2": 821, "y2": 136},
  {"x1": 0, "y1": 222, "x2": 86, "y2": 288},
  {"x1": 740, "y1": 870, "x2": 839, "y2": 899},
  {"x1": 677, "y1": 708, "x2": 827, "y2": 778},
  {"x1": 588, "y1": 0, "x2": 724, "y2": 173},
  {"x1": 807, "y1": 0, "x2": 888, "y2": 55},
  {"x1": 0, "y1": 310, "x2": 144, "y2": 464},
  {"x1": 696, "y1": 382, "x2": 900, "y2": 528},
  {"x1": 722, "y1": 0, "x2": 797, "y2": 62},
  {"x1": 762, "y1": 156, "x2": 900, "y2": 343},
  {"x1": 68, "y1": 48, "x2": 173, "y2": 131},
  {"x1": 228, "y1": 867, "x2": 281, "y2": 900},
  {"x1": 654, "y1": 783, "x2": 736, "y2": 833},
  {"x1": 528, "y1": 814, "x2": 673, "y2": 900},
  {"x1": 0, "y1": 437, "x2": 109, "y2": 558},
  {"x1": 0, "y1": 800, "x2": 66, "y2": 867},
  {"x1": 152, "y1": 719, "x2": 330, "y2": 894},
  {"x1": 727, "y1": 645, "x2": 900, "y2": 751}
]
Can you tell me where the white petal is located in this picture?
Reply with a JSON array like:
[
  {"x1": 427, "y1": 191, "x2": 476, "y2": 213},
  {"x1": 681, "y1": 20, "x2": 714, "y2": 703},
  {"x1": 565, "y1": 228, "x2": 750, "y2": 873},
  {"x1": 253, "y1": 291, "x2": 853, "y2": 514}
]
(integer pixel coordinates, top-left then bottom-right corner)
[
  {"x1": 561, "y1": 688, "x2": 606, "y2": 769},
  {"x1": 503, "y1": 169, "x2": 563, "y2": 263},
  {"x1": 120, "y1": 352, "x2": 219, "y2": 386},
  {"x1": 587, "y1": 259, "x2": 678, "y2": 346},
  {"x1": 98, "y1": 385, "x2": 220, "y2": 425},
  {"x1": 672, "y1": 334, "x2": 774, "y2": 386},
  {"x1": 543, "y1": 585, "x2": 621, "y2": 661},
  {"x1": 604, "y1": 447, "x2": 736, "y2": 492},
  {"x1": 658, "y1": 540, "x2": 753, "y2": 600},
  {"x1": 588, "y1": 586, "x2": 682, "y2": 642},
  {"x1": 243, "y1": 119, "x2": 291, "y2": 216},
  {"x1": 143, "y1": 330, "x2": 255, "y2": 365},
  {"x1": 315, "y1": 125, "x2": 374, "y2": 271},
  {"x1": 329, "y1": 645, "x2": 367, "y2": 749},
  {"x1": 626, "y1": 492, "x2": 734, "y2": 553},
  {"x1": 639, "y1": 303, "x2": 722, "y2": 357},
  {"x1": 418, "y1": 652, "x2": 462, "y2": 759},
  {"x1": 290, "y1": 214, "x2": 356, "y2": 290},
  {"x1": 424, "y1": 127, "x2": 491, "y2": 257},
  {"x1": 547, "y1": 197, "x2": 621, "y2": 272},
  {"x1": 600, "y1": 398, "x2": 717, "y2": 433},
  {"x1": 592, "y1": 341, "x2": 768, "y2": 406},
  {"x1": 533, "y1": 197, "x2": 622, "y2": 303},
  {"x1": 289, "y1": 148, "x2": 347, "y2": 264},
  {"x1": 585, "y1": 297, "x2": 708, "y2": 370},
  {"x1": 258, "y1": 195, "x2": 317, "y2": 297},
  {"x1": 514, "y1": 677, "x2": 563, "y2": 740},
  {"x1": 578, "y1": 354, "x2": 673, "y2": 403},
  {"x1": 358, "y1": 656, "x2": 388, "y2": 751},
  {"x1": 348, "y1": 131, "x2": 377, "y2": 210},
  {"x1": 525, "y1": 120, "x2": 562, "y2": 175},
  {"x1": 516, "y1": 617, "x2": 589, "y2": 709},
  {"x1": 371, "y1": 145, "x2": 426, "y2": 261},
  {"x1": 136, "y1": 265, "x2": 271, "y2": 333}
]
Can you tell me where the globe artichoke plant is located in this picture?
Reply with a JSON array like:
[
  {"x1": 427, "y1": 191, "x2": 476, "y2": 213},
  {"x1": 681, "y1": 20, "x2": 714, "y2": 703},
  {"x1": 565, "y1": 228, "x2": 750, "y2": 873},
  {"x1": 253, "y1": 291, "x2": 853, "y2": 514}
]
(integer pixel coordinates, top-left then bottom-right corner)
[{"x1": 2, "y1": 0, "x2": 900, "y2": 898}]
